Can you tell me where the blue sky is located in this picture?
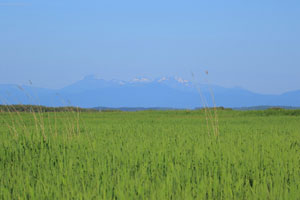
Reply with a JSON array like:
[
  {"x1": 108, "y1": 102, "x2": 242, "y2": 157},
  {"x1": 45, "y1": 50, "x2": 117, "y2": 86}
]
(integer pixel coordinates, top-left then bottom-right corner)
[{"x1": 0, "y1": 0, "x2": 299, "y2": 94}]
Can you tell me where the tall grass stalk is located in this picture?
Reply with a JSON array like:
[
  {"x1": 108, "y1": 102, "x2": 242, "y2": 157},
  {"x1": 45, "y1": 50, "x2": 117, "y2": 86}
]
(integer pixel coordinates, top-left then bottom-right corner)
[{"x1": 191, "y1": 71, "x2": 219, "y2": 139}]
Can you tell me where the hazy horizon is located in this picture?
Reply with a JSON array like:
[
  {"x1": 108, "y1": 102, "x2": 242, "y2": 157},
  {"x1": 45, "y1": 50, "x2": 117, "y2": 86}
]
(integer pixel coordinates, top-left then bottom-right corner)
[{"x1": 2, "y1": 73, "x2": 300, "y2": 96}]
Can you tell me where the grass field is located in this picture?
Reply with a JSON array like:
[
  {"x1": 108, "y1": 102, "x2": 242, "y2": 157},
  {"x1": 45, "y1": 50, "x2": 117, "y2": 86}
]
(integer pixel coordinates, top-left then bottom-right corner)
[{"x1": 0, "y1": 109, "x2": 300, "y2": 199}]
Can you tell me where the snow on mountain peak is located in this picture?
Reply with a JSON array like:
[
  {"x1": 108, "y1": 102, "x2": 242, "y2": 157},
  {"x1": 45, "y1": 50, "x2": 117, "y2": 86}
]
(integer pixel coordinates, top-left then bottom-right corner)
[
  {"x1": 131, "y1": 77, "x2": 151, "y2": 83},
  {"x1": 80, "y1": 76, "x2": 192, "y2": 87},
  {"x1": 158, "y1": 77, "x2": 168, "y2": 82},
  {"x1": 175, "y1": 77, "x2": 189, "y2": 84}
]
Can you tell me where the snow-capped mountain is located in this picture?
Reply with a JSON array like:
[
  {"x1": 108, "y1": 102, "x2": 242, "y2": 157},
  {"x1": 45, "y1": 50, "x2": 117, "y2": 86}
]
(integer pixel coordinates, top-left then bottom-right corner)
[{"x1": 1, "y1": 75, "x2": 300, "y2": 108}]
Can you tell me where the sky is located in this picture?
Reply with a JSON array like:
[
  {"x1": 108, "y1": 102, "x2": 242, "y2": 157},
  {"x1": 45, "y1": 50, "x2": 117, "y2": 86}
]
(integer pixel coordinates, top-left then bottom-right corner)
[{"x1": 0, "y1": 0, "x2": 299, "y2": 94}]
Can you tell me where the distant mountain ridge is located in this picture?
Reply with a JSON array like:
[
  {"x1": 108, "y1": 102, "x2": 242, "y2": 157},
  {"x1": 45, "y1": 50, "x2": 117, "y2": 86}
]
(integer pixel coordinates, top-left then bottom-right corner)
[{"x1": 1, "y1": 76, "x2": 300, "y2": 108}]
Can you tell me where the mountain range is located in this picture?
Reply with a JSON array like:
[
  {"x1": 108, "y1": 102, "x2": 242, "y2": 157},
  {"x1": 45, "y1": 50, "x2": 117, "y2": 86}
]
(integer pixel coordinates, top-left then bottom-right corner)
[{"x1": 1, "y1": 75, "x2": 300, "y2": 109}]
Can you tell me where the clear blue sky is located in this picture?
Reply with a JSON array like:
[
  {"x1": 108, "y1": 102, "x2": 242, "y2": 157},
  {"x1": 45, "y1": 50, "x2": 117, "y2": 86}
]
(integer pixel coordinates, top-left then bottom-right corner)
[{"x1": 0, "y1": 0, "x2": 299, "y2": 94}]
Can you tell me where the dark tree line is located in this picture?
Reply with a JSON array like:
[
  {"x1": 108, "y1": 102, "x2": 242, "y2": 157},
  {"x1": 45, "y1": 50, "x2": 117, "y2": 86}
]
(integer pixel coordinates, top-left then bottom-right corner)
[{"x1": 0, "y1": 105, "x2": 96, "y2": 113}]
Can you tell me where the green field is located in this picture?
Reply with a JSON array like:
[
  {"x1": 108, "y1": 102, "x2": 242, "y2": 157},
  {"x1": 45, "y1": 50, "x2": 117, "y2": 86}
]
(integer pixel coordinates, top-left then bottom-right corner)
[{"x1": 0, "y1": 109, "x2": 300, "y2": 199}]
